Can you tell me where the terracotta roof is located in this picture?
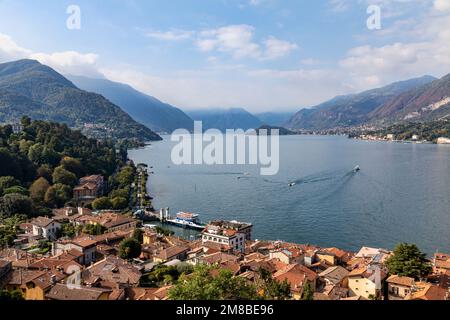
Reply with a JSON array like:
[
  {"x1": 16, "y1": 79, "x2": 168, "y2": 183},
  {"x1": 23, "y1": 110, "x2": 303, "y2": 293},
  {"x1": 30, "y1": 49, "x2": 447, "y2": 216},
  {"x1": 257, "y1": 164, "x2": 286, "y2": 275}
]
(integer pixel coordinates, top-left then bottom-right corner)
[
  {"x1": 154, "y1": 245, "x2": 189, "y2": 261},
  {"x1": 80, "y1": 175, "x2": 103, "y2": 184},
  {"x1": 30, "y1": 216, "x2": 55, "y2": 228},
  {"x1": 27, "y1": 270, "x2": 66, "y2": 290},
  {"x1": 82, "y1": 257, "x2": 141, "y2": 286},
  {"x1": 273, "y1": 265, "x2": 309, "y2": 293},
  {"x1": 406, "y1": 282, "x2": 448, "y2": 300},
  {"x1": 199, "y1": 252, "x2": 240, "y2": 265},
  {"x1": 74, "y1": 182, "x2": 97, "y2": 191},
  {"x1": 319, "y1": 266, "x2": 349, "y2": 285},
  {"x1": 210, "y1": 261, "x2": 241, "y2": 276},
  {"x1": 0, "y1": 248, "x2": 39, "y2": 268},
  {"x1": 7, "y1": 269, "x2": 43, "y2": 286},
  {"x1": 46, "y1": 283, "x2": 111, "y2": 300},
  {"x1": 70, "y1": 237, "x2": 98, "y2": 248},
  {"x1": 29, "y1": 257, "x2": 83, "y2": 274},
  {"x1": 0, "y1": 259, "x2": 11, "y2": 269},
  {"x1": 387, "y1": 275, "x2": 415, "y2": 287},
  {"x1": 96, "y1": 213, "x2": 136, "y2": 229}
]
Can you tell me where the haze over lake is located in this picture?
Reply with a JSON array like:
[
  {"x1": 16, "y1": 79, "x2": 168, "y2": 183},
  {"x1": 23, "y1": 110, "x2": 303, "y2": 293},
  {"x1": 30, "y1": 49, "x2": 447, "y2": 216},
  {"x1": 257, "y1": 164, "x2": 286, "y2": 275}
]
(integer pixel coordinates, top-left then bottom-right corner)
[{"x1": 129, "y1": 135, "x2": 450, "y2": 254}]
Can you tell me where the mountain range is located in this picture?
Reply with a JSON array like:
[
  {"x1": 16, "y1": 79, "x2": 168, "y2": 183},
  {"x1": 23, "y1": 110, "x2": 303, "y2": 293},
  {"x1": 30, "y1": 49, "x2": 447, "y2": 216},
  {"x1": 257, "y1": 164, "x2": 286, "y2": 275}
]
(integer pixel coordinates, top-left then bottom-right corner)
[
  {"x1": 254, "y1": 112, "x2": 294, "y2": 127},
  {"x1": 285, "y1": 75, "x2": 448, "y2": 130},
  {"x1": 187, "y1": 108, "x2": 263, "y2": 132},
  {"x1": 67, "y1": 75, "x2": 194, "y2": 133},
  {"x1": 0, "y1": 59, "x2": 161, "y2": 141}
]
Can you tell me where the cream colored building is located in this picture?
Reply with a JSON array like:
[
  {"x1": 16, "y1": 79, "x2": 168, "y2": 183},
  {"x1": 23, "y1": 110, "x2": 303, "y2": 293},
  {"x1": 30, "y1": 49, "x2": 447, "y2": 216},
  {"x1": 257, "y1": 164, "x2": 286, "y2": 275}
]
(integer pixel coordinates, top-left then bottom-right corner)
[{"x1": 348, "y1": 266, "x2": 387, "y2": 299}]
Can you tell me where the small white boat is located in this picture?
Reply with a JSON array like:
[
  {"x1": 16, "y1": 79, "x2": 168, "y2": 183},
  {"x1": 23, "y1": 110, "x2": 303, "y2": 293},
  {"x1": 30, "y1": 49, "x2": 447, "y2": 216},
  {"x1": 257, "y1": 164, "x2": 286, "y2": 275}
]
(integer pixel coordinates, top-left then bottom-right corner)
[
  {"x1": 353, "y1": 165, "x2": 361, "y2": 172},
  {"x1": 288, "y1": 182, "x2": 296, "y2": 187}
]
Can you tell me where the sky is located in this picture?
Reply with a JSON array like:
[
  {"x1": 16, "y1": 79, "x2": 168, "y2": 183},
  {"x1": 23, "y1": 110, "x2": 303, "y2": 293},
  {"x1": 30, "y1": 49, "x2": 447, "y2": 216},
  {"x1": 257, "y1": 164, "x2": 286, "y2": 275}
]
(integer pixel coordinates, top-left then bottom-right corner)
[{"x1": 0, "y1": 0, "x2": 450, "y2": 113}]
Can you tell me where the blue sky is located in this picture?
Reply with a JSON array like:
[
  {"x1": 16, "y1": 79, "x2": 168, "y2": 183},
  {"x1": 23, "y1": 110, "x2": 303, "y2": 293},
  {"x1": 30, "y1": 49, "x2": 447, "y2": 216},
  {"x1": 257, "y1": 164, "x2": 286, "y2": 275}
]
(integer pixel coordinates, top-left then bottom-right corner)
[{"x1": 1, "y1": 0, "x2": 450, "y2": 112}]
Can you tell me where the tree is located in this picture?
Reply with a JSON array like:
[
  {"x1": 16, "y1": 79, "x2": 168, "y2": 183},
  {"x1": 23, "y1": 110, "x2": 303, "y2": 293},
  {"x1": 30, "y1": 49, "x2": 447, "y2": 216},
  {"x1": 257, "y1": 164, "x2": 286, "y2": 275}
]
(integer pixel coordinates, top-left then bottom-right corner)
[
  {"x1": 27, "y1": 143, "x2": 45, "y2": 164},
  {"x1": 44, "y1": 186, "x2": 57, "y2": 207},
  {"x1": 0, "y1": 215, "x2": 24, "y2": 247},
  {"x1": 301, "y1": 282, "x2": 314, "y2": 301},
  {"x1": 60, "y1": 156, "x2": 85, "y2": 177},
  {"x1": 37, "y1": 164, "x2": 53, "y2": 182},
  {"x1": 0, "y1": 149, "x2": 22, "y2": 180},
  {"x1": 111, "y1": 196, "x2": 128, "y2": 210},
  {"x1": 52, "y1": 166, "x2": 78, "y2": 187},
  {"x1": 29, "y1": 177, "x2": 50, "y2": 202},
  {"x1": 110, "y1": 188, "x2": 129, "y2": 199},
  {"x1": 132, "y1": 228, "x2": 144, "y2": 243},
  {"x1": 385, "y1": 243, "x2": 432, "y2": 280},
  {"x1": 115, "y1": 166, "x2": 135, "y2": 188},
  {"x1": 169, "y1": 265, "x2": 257, "y2": 300},
  {"x1": 52, "y1": 184, "x2": 72, "y2": 207},
  {"x1": 3, "y1": 186, "x2": 29, "y2": 196},
  {"x1": 92, "y1": 197, "x2": 112, "y2": 210},
  {"x1": 0, "y1": 176, "x2": 20, "y2": 196},
  {"x1": 119, "y1": 238, "x2": 141, "y2": 260},
  {"x1": 258, "y1": 268, "x2": 291, "y2": 300},
  {"x1": 61, "y1": 223, "x2": 82, "y2": 238},
  {"x1": 0, "y1": 289, "x2": 24, "y2": 301},
  {"x1": 83, "y1": 224, "x2": 105, "y2": 236},
  {"x1": 0, "y1": 194, "x2": 33, "y2": 218}
]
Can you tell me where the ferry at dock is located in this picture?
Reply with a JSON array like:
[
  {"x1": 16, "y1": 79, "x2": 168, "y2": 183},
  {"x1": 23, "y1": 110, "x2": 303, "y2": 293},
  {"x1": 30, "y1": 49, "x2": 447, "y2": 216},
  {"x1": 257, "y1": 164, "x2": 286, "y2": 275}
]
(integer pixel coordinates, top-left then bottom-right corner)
[{"x1": 166, "y1": 212, "x2": 206, "y2": 230}]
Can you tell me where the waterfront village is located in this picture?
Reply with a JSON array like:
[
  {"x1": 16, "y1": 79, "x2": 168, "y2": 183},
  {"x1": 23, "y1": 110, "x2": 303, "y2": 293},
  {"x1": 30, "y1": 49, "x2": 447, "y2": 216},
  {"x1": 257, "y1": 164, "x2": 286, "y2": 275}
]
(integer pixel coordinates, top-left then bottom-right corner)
[{"x1": 0, "y1": 163, "x2": 448, "y2": 300}]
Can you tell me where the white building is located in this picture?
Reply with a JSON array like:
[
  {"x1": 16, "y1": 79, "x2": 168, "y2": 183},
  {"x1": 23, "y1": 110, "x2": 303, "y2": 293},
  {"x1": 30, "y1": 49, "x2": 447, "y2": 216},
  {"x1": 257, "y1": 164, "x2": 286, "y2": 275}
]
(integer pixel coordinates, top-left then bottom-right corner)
[
  {"x1": 53, "y1": 237, "x2": 97, "y2": 265},
  {"x1": 437, "y1": 137, "x2": 450, "y2": 144},
  {"x1": 30, "y1": 217, "x2": 61, "y2": 240},
  {"x1": 201, "y1": 223, "x2": 246, "y2": 253}
]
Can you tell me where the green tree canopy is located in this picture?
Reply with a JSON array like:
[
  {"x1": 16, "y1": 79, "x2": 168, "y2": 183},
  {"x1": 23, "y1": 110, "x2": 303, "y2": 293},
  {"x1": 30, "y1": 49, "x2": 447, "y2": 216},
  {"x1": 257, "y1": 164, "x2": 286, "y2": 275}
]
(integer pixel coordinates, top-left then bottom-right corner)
[
  {"x1": 385, "y1": 243, "x2": 432, "y2": 280},
  {"x1": 52, "y1": 184, "x2": 72, "y2": 208},
  {"x1": 37, "y1": 164, "x2": 53, "y2": 182},
  {"x1": 53, "y1": 165, "x2": 78, "y2": 186},
  {"x1": 301, "y1": 282, "x2": 314, "y2": 301},
  {"x1": 119, "y1": 237, "x2": 142, "y2": 260},
  {"x1": 0, "y1": 176, "x2": 21, "y2": 196},
  {"x1": 0, "y1": 194, "x2": 33, "y2": 218},
  {"x1": 3, "y1": 186, "x2": 29, "y2": 196},
  {"x1": 115, "y1": 166, "x2": 135, "y2": 188},
  {"x1": 60, "y1": 156, "x2": 85, "y2": 178},
  {"x1": 111, "y1": 196, "x2": 128, "y2": 210},
  {"x1": 92, "y1": 197, "x2": 112, "y2": 211},
  {"x1": 258, "y1": 268, "x2": 291, "y2": 300},
  {"x1": 29, "y1": 177, "x2": 50, "y2": 203},
  {"x1": 169, "y1": 265, "x2": 257, "y2": 300}
]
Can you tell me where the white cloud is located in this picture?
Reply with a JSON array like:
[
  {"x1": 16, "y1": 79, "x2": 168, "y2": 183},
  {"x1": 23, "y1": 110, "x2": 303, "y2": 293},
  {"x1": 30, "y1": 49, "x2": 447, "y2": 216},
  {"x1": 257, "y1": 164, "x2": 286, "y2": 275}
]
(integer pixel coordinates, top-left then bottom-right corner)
[
  {"x1": 146, "y1": 29, "x2": 193, "y2": 41},
  {"x1": 197, "y1": 25, "x2": 261, "y2": 59},
  {"x1": 0, "y1": 33, "x2": 31, "y2": 61},
  {"x1": 263, "y1": 37, "x2": 298, "y2": 60},
  {"x1": 30, "y1": 51, "x2": 101, "y2": 77},
  {"x1": 0, "y1": 32, "x2": 102, "y2": 77},
  {"x1": 339, "y1": 5, "x2": 450, "y2": 90},
  {"x1": 434, "y1": 0, "x2": 450, "y2": 11},
  {"x1": 196, "y1": 25, "x2": 297, "y2": 60}
]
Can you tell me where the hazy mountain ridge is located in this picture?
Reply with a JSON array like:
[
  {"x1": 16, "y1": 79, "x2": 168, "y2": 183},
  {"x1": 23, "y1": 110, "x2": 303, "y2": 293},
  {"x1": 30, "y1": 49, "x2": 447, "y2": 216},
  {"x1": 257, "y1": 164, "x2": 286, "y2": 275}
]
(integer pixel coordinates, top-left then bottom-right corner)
[
  {"x1": 255, "y1": 112, "x2": 294, "y2": 127},
  {"x1": 187, "y1": 108, "x2": 263, "y2": 132},
  {"x1": 285, "y1": 75, "x2": 438, "y2": 130},
  {"x1": 0, "y1": 59, "x2": 161, "y2": 141},
  {"x1": 68, "y1": 75, "x2": 194, "y2": 133}
]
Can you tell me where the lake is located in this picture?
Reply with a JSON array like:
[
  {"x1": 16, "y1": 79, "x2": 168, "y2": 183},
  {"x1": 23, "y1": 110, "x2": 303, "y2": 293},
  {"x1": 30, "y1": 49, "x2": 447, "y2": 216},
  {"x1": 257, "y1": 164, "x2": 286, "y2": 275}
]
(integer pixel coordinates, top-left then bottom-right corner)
[{"x1": 129, "y1": 135, "x2": 450, "y2": 254}]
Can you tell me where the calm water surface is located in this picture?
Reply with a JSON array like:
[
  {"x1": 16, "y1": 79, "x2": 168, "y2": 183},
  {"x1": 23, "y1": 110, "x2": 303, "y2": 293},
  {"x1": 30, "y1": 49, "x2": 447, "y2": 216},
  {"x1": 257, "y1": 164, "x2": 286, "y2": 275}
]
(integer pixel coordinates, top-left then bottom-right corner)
[{"x1": 129, "y1": 135, "x2": 450, "y2": 254}]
